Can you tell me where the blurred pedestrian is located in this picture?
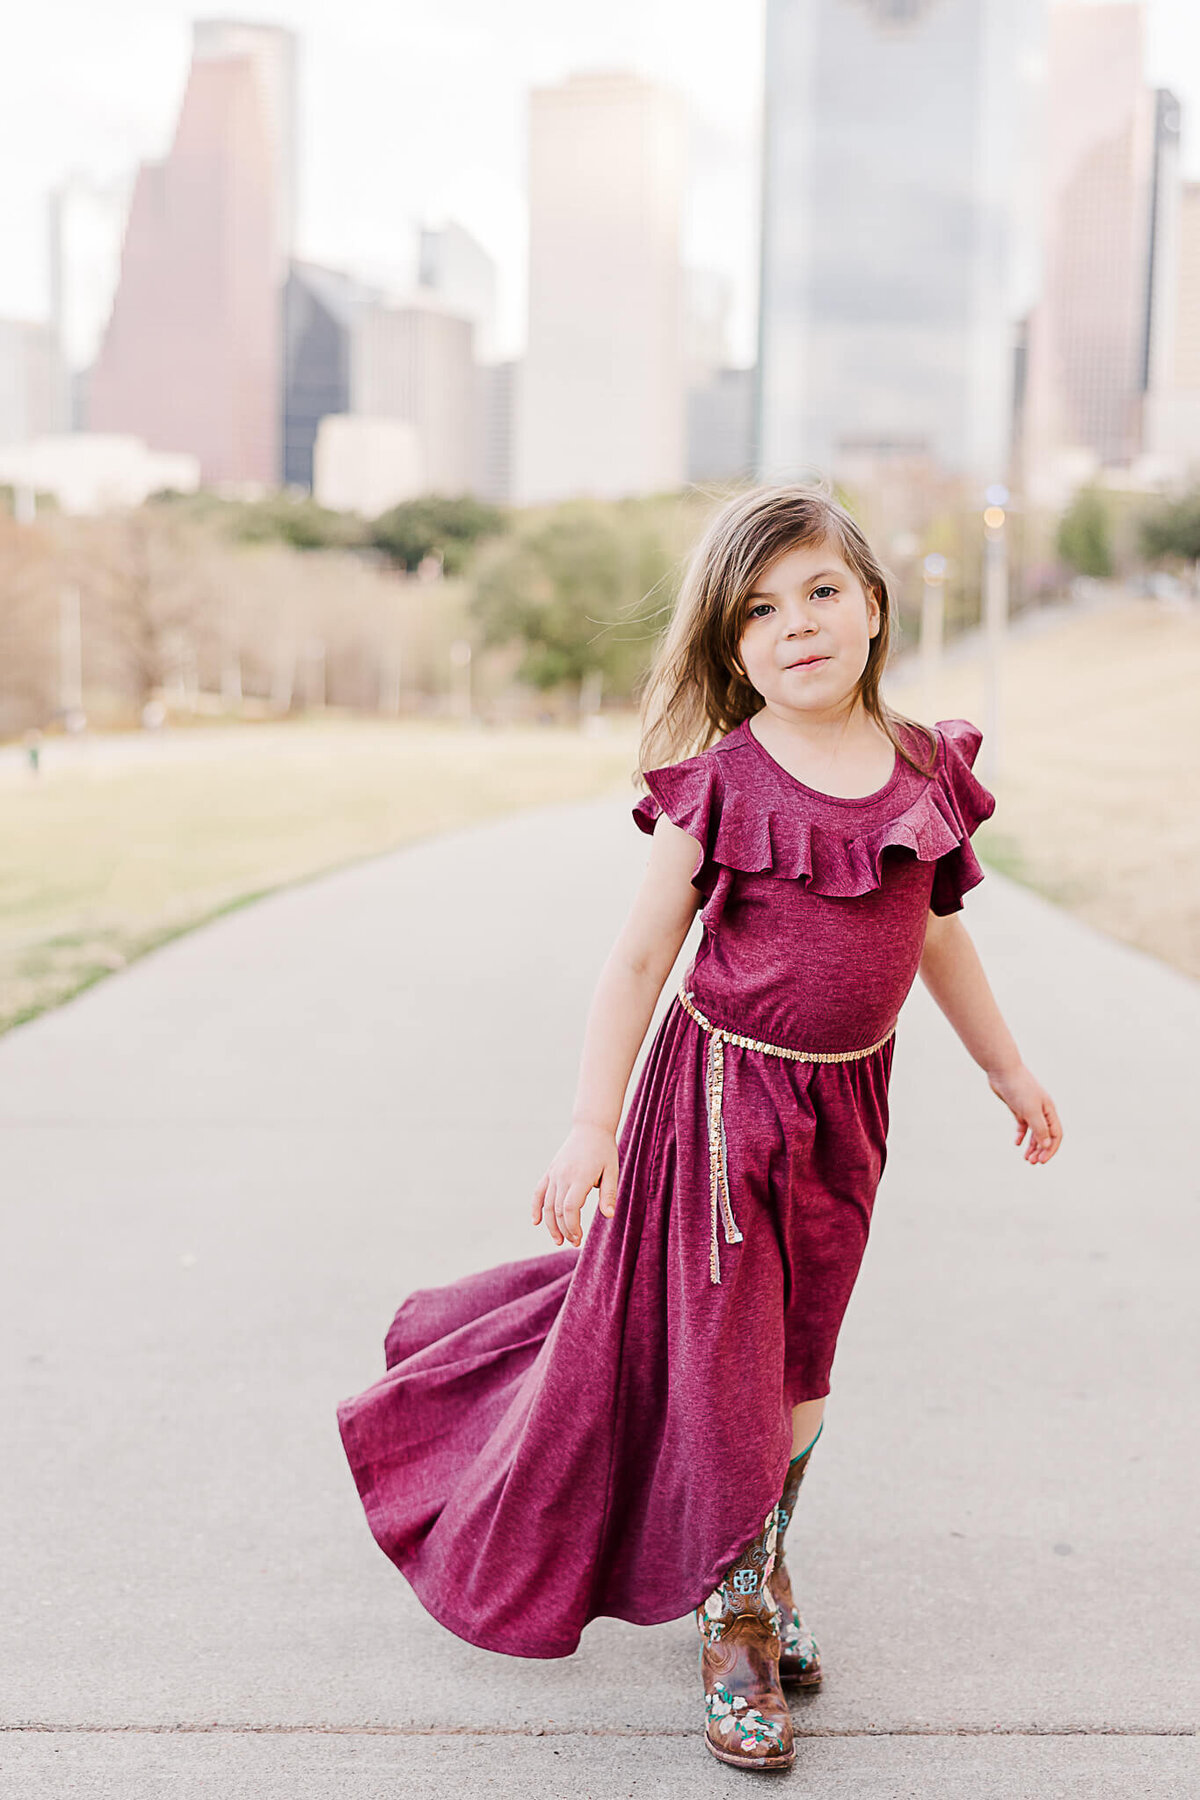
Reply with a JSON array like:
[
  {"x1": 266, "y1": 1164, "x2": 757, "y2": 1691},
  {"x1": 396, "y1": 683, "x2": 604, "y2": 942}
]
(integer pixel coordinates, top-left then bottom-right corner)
[{"x1": 338, "y1": 485, "x2": 1062, "y2": 1773}]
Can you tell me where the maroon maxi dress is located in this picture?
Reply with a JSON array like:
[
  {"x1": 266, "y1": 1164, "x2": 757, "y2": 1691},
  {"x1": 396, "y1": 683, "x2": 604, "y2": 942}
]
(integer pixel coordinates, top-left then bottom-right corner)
[{"x1": 337, "y1": 715, "x2": 996, "y2": 1659}]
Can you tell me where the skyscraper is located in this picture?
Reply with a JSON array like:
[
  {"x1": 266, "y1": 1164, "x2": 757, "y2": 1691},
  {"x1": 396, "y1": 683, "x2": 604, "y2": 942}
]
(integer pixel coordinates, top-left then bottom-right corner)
[
  {"x1": 1142, "y1": 89, "x2": 1183, "y2": 402},
  {"x1": 282, "y1": 262, "x2": 366, "y2": 490},
  {"x1": 757, "y1": 0, "x2": 1047, "y2": 486},
  {"x1": 351, "y1": 297, "x2": 478, "y2": 497},
  {"x1": 687, "y1": 370, "x2": 756, "y2": 486},
  {"x1": 479, "y1": 360, "x2": 516, "y2": 504},
  {"x1": 683, "y1": 268, "x2": 754, "y2": 485},
  {"x1": 1022, "y1": 4, "x2": 1167, "y2": 497},
  {"x1": 0, "y1": 320, "x2": 66, "y2": 446},
  {"x1": 516, "y1": 71, "x2": 687, "y2": 504},
  {"x1": 47, "y1": 173, "x2": 130, "y2": 427},
  {"x1": 88, "y1": 28, "x2": 289, "y2": 486},
  {"x1": 1143, "y1": 175, "x2": 1200, "y2": 479},
  {"x1": 1171, "y1": 185, "x2": 1200, "y2": 395},
  {"x1": 419, "y1": 223, "x2": 499, "y2": 366},
  {"x1": 192, "y1": 19, "x2": 297, "y2": 275}
]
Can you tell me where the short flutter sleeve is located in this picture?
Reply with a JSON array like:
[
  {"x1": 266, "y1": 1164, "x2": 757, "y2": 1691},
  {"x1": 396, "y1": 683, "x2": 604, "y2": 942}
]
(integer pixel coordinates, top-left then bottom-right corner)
[
  {"x1": 928, "y1": 719, "x2": 997, "y2": 916},
  {"x1": 632, "y1": 753, "x2": 724, "y2": 891}
]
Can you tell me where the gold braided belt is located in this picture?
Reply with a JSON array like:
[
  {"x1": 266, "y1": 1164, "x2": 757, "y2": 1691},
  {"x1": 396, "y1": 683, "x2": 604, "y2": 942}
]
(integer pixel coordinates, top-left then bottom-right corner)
[{"x1": 675, "y1": 987, "x2": 896, "y2": 1286}]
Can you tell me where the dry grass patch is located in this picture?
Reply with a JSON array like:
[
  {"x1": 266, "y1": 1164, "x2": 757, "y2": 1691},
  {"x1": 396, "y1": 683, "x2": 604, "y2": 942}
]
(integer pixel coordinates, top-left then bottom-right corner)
[
  {"x1": 886, "y1": 596, "x2": 1200, "y2": 979},
  {"x1": 0, "y1": 718, "x2": 639, "y2": 1033}
]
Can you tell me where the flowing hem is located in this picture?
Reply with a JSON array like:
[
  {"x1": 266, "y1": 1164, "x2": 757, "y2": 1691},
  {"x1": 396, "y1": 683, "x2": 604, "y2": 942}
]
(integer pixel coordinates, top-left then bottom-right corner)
[
  {"x1": 365, "y1": 1497, "x2": 796, "y2": 1662},
  {"x1": 338, "y1": 1402, "x2": 801, "y2": 1662}
]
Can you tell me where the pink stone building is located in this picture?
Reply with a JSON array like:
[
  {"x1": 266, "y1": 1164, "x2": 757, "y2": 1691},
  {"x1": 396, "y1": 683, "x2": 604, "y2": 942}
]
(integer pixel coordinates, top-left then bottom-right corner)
[
  {"x1": 89, "y1": 50, "x2": 280, "y2": 486},
  {"x1": 1022, "y1": 3, "x2": 1162, "y2": 499}
]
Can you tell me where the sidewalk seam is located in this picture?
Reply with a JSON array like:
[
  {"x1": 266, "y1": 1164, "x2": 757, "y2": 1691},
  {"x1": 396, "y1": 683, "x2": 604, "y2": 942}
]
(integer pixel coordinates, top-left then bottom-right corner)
[{"x1": 3, "y1": 1724, "x2": 1196, "y2": 1739}]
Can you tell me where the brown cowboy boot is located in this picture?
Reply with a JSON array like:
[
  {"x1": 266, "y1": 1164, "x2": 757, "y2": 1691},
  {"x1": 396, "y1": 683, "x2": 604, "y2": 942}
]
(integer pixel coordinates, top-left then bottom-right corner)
[
  {"x1": 696, "y1": 1503, "x2": 795, "y2": 1771},
  {"x1": 769, "y1": 1433, "x2": 823, "y2": 1688}
]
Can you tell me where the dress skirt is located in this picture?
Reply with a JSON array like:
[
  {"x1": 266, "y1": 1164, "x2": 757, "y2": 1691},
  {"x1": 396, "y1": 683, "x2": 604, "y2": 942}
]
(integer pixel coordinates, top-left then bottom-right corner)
[{"x1": 336, "y1": 993, "x2": 894, "y2": 1661}]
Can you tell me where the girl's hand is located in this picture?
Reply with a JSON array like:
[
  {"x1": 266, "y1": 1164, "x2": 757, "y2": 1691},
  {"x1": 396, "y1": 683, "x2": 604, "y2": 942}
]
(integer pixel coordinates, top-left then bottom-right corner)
[
  {"x1": 531, "y1": 1121, "x2": 619, "y2": 1248},
  {"x1": 987, "y1": 1064, "x2": 1063, "y2": 1165}
]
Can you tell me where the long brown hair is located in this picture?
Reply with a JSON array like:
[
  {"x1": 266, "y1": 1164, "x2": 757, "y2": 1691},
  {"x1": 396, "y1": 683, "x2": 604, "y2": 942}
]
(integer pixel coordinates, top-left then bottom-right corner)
[{"x1": 636, "y1": 483, "x2": 937, "y2": 779}]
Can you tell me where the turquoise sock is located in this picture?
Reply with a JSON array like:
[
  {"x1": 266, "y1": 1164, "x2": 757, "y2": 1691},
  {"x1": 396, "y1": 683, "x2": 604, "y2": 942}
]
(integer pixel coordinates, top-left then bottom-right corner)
[{"x1": 790, "y1": 1419, "x2": 824, "y2": 1463}]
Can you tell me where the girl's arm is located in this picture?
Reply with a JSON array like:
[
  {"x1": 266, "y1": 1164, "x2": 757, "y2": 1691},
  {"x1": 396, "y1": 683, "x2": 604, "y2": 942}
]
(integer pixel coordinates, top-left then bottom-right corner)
[
  {"x1": 918, "y1": 910, "x2": 1062, "y2": 1164},
  {"x1": 532, "y1": 814, "x2": 704, "y2": 1247}
]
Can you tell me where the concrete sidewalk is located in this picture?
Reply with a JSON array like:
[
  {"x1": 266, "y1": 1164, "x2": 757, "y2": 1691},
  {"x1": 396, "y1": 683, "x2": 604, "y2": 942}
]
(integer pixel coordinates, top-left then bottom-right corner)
[{"x1": 1, "y1": 795, "x2": 1197, "y2": 1798}]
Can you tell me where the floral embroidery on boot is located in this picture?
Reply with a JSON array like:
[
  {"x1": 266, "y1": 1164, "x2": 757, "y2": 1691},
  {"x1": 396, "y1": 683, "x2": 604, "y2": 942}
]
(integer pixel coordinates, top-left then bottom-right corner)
[
  {"x1": 769, "y1": 1441, "x2": 824, "y2": 1687},
  {"x1": 776, "y1": 1568, "x2": 822, "y2": 1684},
  {"x1": 696, "y1": 1506, "x2": 795, "y2": 1769},
  {"x1": 705, "y1": 1682, "x2": 789, "y2": 1755}
]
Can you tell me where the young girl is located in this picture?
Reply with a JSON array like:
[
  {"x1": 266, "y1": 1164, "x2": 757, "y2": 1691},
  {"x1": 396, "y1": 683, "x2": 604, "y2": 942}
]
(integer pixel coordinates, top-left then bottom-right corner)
[{"x1": 337, "y1": 485, "x2": 1062, "y2": 1774}]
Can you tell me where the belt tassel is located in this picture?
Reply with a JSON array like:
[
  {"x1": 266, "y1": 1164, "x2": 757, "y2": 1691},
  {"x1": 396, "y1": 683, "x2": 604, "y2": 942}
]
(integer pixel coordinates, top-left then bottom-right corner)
[
  {"x1": 704, "y1": 1028, "x2": 743, "y2": 1284},
  {"x1": 677, "y1": 986, "x2": 896, "y2": 1289}
]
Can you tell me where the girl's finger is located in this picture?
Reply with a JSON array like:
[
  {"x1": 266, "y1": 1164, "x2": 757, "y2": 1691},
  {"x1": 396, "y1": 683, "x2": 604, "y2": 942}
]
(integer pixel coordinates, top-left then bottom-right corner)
[
  {"x1": 544, "y1": 1176, "x2": 565, "y2": 1245},
  {"x1": 532, "y1": 1172, "x2": 549, "y2": 1223},
  {"x1": 598, "y1": 1158, "x2": 619, "y2": 1218},
  {"x1": 558, "y1": 1179, "x2": 590, "y2": 1246},
  {"x1": 1039, "y1": 1101, "x2": 1063, "y2": 1159},
  {"x1": 1027, "y1": 1101, "x2": 1056, "y2": 1162},
  {"x1": 552, "y1": 1182, "x2": 575, "y2": 1242}
]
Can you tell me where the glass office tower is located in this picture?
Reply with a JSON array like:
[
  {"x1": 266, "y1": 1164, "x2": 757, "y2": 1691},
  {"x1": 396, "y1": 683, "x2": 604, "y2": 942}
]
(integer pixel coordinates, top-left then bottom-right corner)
[{"x1": 757, "y1": 0, "x2": 1047, "y2": 484}]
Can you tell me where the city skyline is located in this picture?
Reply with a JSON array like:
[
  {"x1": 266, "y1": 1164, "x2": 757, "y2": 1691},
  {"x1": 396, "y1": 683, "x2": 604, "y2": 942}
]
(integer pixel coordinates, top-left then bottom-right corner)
[{"x1": 5, "y1": 0, "x2": 1200, "y2": 372}]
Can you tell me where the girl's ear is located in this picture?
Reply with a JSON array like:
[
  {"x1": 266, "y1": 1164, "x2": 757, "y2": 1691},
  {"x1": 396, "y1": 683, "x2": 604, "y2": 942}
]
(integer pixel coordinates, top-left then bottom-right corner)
[{"x1": 867, "y1": 587, "x2": 883, "y2": 637}]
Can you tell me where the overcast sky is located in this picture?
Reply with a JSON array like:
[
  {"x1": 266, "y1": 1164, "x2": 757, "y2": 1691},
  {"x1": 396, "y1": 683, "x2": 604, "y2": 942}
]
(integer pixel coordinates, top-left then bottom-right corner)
[{"x1": 2, "y1": 0, "x2": 1199, "y2": 365}]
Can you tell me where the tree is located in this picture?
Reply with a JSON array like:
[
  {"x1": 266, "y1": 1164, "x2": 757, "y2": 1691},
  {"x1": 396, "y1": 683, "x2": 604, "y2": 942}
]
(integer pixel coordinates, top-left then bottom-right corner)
[
  {"x1": 1138, "y1": 490, "x2": 1200, "y2": 577},
  {"x1": 369, "y1": 495, "x2": 505, "y2": 575},
  {"x1": 1056, "y1": 488, "x2": 1113, "y2": 579},
  {"x1": 229, "y1": 494, "x2": 367, "y2": 552},
  {"x1": 75, "y1": 507, "x2": 215, "y2": 705},
  {"x1": 0, "y1": 515, "x2": 59, "y2": 732},
  {"x1": 470, "y1": 501, "x2": 671, "y2": 703}
]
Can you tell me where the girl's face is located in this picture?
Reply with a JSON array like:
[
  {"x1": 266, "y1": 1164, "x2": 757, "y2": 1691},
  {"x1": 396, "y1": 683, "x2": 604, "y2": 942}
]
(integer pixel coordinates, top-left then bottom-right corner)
[{"x1": 736, "y1": 539, "x2": 881, "y2": 718}]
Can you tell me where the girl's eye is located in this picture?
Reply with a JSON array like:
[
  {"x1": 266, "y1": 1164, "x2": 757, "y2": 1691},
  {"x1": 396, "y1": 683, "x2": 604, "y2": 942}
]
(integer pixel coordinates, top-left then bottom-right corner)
[
  {"x1": 746, "y1": 602, "x2": 773, "y2": 620},
  {"x1": 812, "y1": 585, "x2": 838, "y2": 599}
]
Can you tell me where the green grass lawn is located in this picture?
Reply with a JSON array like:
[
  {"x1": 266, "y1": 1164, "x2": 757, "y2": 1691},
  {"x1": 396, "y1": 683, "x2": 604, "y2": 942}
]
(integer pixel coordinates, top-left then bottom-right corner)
[{"x1": 0, "y1": 717, "x2": 641, "y2": 1035}]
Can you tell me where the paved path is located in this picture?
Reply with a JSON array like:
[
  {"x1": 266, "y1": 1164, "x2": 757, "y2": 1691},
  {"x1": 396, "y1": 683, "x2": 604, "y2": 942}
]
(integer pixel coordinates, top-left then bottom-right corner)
[{"x1": 1, "y1": 797, "x2": 1197, "y2": 1797}]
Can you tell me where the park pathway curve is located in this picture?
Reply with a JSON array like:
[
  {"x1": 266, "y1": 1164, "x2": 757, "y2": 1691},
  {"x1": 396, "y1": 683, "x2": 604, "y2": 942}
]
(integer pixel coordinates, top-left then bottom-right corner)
[{"x1": 1, "y1": 795, "x2": 1197, "y2": 1798}]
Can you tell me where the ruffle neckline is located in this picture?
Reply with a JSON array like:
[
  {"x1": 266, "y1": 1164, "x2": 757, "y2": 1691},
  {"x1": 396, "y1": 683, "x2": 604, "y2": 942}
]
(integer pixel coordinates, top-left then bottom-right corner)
[
  {"x1": 739, "y1": 714, "x2": 907, "y2": 811},
  {"x1": 632, "y1": 716, "x2": 996, "y2": 910}
]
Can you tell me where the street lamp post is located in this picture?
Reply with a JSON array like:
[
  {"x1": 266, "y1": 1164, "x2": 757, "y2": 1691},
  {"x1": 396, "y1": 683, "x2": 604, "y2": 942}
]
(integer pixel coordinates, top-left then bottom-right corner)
[{"x1": 981, "y1": 484, "x2": 1009, "y2": 789}]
